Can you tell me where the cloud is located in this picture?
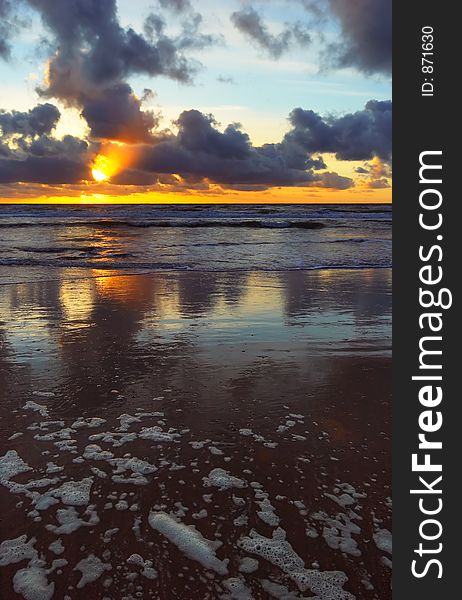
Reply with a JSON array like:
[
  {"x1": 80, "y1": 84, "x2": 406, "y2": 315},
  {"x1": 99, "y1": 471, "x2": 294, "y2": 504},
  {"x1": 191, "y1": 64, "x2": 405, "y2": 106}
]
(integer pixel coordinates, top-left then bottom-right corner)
[
  {"x1": 158, "y1": 0, "x2": 191, "y2": 13},
  {"x1": 0, "y1": 155, "x2": 89, "y2": 184},
  {"x1": 80, "y1": 83, "x2": 160, "y2": 143},
  {"x1": 327, "y1": 0, "x2": 391, "y2": 75},
  {"x1": 231, "y1": 7, "x2": 311, "y2": 59},
  {"x1": 0, "y1": 103, "x2": 60, "y2": 137},
  {"x1": 129, "y1": 109, "x2": 321, "y2": 187},
  {"x1": 318, "y1": 171, "x2": 353, "y2": 190},
  {"x1": 230, "y1": 0, "x2": 391, "y2": 75},
  {"x1": 285, "y1": 100, "x2": 392, "y2": 162},
  {"x1": 22, "y1": 0, "x2": 214, "y2": 142},
  {"x1": 355, "y1": 156, "x2": 392, "y2": 189},
  {"x1": 367, "y1": 177, "x2": 390, "y2": 189},
  {"x1": 0, "y1": 103, "x2": 90, "y2": 184},
  {"x1": 0, "y1": 100, "x2": 389, "y2": 190},
  {"x1": 299, "y1": 0, "x2": 391, "y2": 75},
  {"x1": 127, "y1": 109, "x2": 354, "y2": 189},
  {"x1": 0, "y1": 0, "x2": 26, "y2": 60}
]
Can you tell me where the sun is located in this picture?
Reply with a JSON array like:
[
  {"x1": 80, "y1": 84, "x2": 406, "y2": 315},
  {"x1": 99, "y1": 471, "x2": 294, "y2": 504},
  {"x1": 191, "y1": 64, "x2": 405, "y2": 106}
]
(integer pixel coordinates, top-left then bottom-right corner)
[
  {"x1": 92, "y1": 168, "x2": 109, "y2": 182},
  {"x1": 92, "y1": 154, "x2": 116, "y2": 182}
]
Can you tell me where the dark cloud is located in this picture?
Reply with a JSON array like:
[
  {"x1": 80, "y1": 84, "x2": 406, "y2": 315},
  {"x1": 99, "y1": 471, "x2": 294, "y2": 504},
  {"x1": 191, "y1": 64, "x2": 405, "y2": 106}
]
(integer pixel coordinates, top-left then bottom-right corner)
[
  {"x1": 0, "y1": 93, "x2": 390, "y2": 192},
  {"x1": 285, "y1": 100, "x2": 392, "y2": 162},
  {"x1": 22, "y1": 0, "x2": 214, "y2": 142},
  {"x1": 0, "y1": 97, "x2": 390, "y2": 189},
  {"x1": 81, "y1": 83, "x2": 159, "y2": 143},
  {"x1": 298, "y1": 0, "x2": 391, "y2": 75},
  {"x1": 0, "y1": 155, "x2": 89, "y2": 184},
  {"x1": 233, "y1": 1, "x2": 390, "y2": 75},
  {"x1": 327, "y1": 0, "x2": 391, "y2": 75},
  {"x1": 29, "y1": 0, "x2": 197, "y2": 86},
  {"x1": 0, "y1": 103, "x2": 90, "y2": 184},
  {"x1": 129, "y1": 109, "x2": 351, "y2": 189},
  {"x1": 28, "y1": 134, "x2": 89, "y2": 159},
  {"x1": 231, "y1": 7, "x2": 311, "y2": 59},
  {"x1": 0, "y1": 103, "x2": 60, "y2": 137}
]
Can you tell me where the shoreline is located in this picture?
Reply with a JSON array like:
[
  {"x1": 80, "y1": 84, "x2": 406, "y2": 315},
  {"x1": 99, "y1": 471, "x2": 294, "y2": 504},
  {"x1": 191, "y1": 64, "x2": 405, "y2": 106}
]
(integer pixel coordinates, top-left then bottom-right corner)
[{"x1": 0, "y1": 265, "x2": 392, "y2": 288}]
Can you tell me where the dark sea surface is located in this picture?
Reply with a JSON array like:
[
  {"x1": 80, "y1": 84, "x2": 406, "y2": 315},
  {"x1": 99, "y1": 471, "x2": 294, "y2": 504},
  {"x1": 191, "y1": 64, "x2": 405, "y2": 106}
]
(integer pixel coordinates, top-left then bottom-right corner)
[{"x1": 0, "y1": 204, "x2": 391, "y2": 284}]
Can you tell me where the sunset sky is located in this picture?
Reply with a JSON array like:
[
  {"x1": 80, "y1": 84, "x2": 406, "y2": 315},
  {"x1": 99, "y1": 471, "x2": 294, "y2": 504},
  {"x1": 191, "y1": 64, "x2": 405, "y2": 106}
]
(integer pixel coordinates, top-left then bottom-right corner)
[{"x1": 0, "y1": 0, "x2": 391, "y2": 203}]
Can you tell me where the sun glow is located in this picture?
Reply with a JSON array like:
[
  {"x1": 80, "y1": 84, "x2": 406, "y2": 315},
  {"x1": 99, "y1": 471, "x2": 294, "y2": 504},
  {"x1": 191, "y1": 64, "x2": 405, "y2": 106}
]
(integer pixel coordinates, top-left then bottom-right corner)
[
  {"x1": 91, "y1": 143, "x2": 139, "y2": 183},
  {"x1": 92, "y1": 154, "x2": 117, "y2": 182}
]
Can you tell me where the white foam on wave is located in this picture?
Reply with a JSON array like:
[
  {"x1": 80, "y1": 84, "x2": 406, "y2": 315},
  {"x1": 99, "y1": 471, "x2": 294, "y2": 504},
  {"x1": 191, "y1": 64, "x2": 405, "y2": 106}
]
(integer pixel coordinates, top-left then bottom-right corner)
[{"x1": 254, "y1": 488, "x2": 280, "y2": 527}]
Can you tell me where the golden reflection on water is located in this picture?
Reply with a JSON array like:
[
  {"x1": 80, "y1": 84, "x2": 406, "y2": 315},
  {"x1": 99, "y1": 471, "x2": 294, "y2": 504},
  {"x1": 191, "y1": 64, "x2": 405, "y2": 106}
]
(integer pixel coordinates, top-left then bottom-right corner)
[{"x1": 0, "y1": 269, "x2": 391, "y2": 379}]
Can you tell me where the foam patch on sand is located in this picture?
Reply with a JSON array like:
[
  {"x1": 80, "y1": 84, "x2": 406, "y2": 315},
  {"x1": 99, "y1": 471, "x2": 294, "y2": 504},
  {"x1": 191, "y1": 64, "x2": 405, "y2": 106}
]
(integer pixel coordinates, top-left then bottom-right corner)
[
  {"x1": 23, "y1": 401, "x2": 49, "y2": 417},
  {"x1": 0, "y1": 536, "x2": 38, "y2": 566},
  {"x1": 254, "y1": 487, "x2": 280, "y2": 527},
  {"x1": 0, "y1": 450, "x2": 32, "y2": 483},
  {"x1": 74, "y1": 554, "x2": 111, "y2": 588},
  {"x1": 48, "y1": 540, "x2": 64, "y2": 556},
  {"x1": 222, "y1": 577, "x2": 253, "y2": 599},
  {"x1": 71, "y1": 417, "x2": 106, "y2": 429},
  {"x1": 50, "y1": 478, "x2": 93, "y2": 506},
  {"x1": 238, "y1": 528, "x2": 354, "y2": 599},
  {"x1": 373, "y1": 529, "x2": 392, "y2": 555},
  {"x1": 126, "y1": 553, "x2": 158, "y2": 579},
  {"x1": 46, "y1": 505, "x2": 99, "y2": 535},
  {"x1": 13, "y1": 561, "x2": 54, "y2": 600},
  {"x1": 149, "y1": 512, "x2": 229, "y2": 575},
  {"x1": 238, "y1": 557, "x2": 259, "y2": 573},
  {"x1": 203, "y1": 468, "x2": 247, "y2": 491},
  {"x1": 261, "y1": 579, "x2": 307, "y2": 599}
]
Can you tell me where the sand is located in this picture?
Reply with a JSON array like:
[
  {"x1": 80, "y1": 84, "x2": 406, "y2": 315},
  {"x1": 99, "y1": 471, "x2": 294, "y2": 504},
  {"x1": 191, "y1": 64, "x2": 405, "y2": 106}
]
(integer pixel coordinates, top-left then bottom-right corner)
[{"x1": 0, "y1": 269, "x2": 391, "y2": 599}]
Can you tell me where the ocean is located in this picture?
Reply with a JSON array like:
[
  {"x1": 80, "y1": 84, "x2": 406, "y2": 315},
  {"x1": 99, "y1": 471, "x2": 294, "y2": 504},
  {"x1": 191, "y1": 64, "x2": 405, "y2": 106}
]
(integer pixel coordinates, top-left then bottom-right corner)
[{"x1": 0, "y1": 204, "x2": 391, "y2": 284}]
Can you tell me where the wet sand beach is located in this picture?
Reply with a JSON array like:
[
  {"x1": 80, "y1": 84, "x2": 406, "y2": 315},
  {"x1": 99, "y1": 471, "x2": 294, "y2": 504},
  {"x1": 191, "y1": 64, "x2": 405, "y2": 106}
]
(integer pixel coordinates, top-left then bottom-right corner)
[{"x1": 0, "y1": 269, "x2": 391, "y2": 599}]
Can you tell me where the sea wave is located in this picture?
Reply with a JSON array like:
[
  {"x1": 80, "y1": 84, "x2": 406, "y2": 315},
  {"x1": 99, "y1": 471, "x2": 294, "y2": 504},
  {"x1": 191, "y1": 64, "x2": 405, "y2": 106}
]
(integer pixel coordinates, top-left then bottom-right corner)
[
  {"x1": 0, "y1": 257, "x2": 392, "y2": 271},
  {"x1": 0, "y1": 219, "x2": 328, "y2": 229}
]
